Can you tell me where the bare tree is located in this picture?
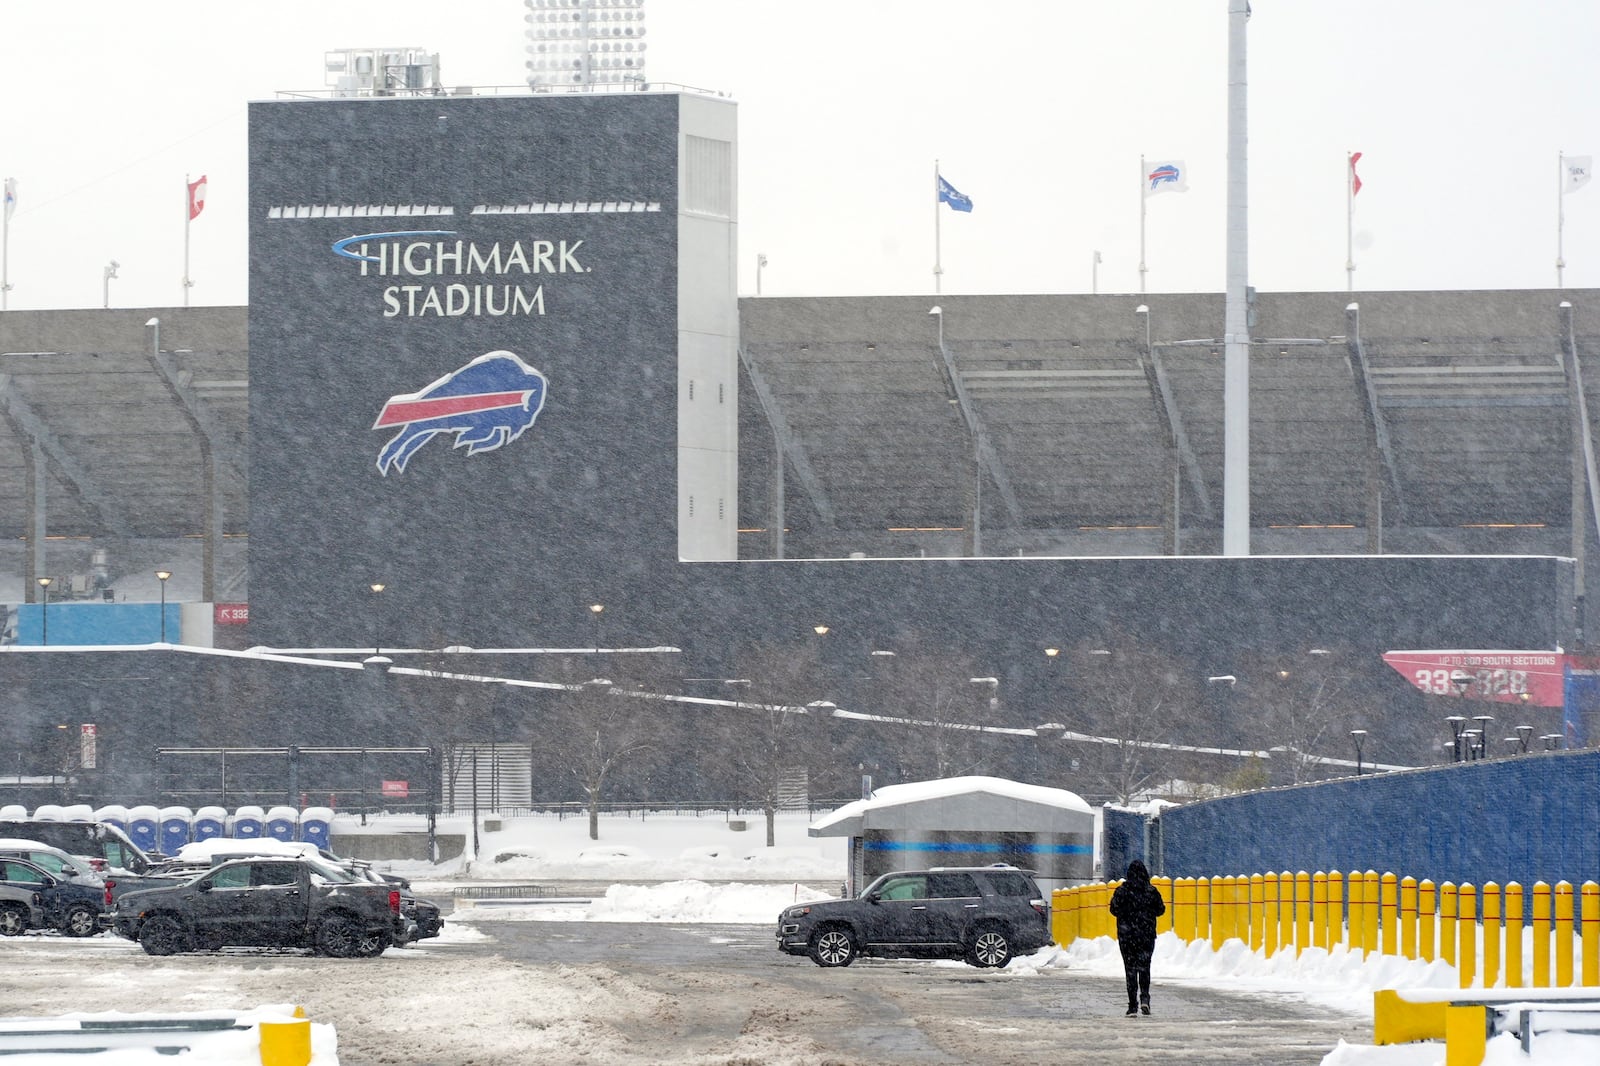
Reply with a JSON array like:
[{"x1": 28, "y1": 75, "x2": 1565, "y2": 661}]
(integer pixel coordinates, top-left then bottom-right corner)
[
  {"x1": 869, "y1": 645, "x2": 995, "y2": 781},
  {"x1": 543, "y1": 679, "x2": 654, "y2": 840},
  {"x1": 1057, "y1": 638, "x2": 1203, "y2": 805},
  {"x1": 1240, "y1": 648, "x2": 1362, "y2": 783},
  {"x1": 723, "y1": 641, "x2": 825, "y2": 846}
]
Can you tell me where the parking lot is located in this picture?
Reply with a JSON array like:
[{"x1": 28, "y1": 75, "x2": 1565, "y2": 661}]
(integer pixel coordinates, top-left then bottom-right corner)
[{"x1": 0, "y1": 913, "x2": 1367, "y2": 1065}]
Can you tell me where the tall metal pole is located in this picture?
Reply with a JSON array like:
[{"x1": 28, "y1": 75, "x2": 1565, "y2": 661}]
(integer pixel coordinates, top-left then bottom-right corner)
[
  {"x1": 1138, "y1": 155, "x2": 1147, "y2": 294},
  {"x1": 1346, "y1": 152, "x2": 1356, "y2": 293},
  {"x1": 1222, "y1": 0, "x2": 1252, "y2": 557},
  {"x1": 1558, "y1": 152, "x2": 1567, "y2": 289},
  {"x1": 933, "y1": 160, "x2": 943, "y2": 294}
]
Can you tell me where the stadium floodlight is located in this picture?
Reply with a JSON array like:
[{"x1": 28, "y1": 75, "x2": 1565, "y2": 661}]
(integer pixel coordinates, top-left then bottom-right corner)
[{"x1": 524, "y1": 0, "x2": 648, "y2": 91}]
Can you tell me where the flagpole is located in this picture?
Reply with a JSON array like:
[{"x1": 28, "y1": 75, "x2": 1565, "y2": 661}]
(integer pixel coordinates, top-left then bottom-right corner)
[
  {"x1": 183, "y1": 173, "x2": 192, "y2": 307},
  {"x1": 933, "y1": 159, "x2": 943, "y2": 294},
  {"x1": 1138, "y1": 154, "x2": 1147, "y2": 294},
  {"x1": 1558, "y1": 151, "x2": 1567, "y2": 289},
  {"x1": 1, "y1": 178, "x2": 11, "y2": 312},
  {"x1": 1346, "y1": 152, "x2": 1355, "y2": 293}
]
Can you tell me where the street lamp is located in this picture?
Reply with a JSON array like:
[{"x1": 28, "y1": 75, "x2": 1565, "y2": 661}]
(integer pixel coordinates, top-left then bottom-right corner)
[
  {"x1": 1515, "y1": 724, "x2": 1534, "y2": 753},
  {"x1": 1541, "y1": 733, "x2": 1564, "y2": 751},
  {"x1": 368, "y1": 583, "x2": 386, "y2": 656},
  {"x1": 1349, "y1": 729, "x2": 1368, "y2": 776},
  {"x1": 1444, "y1": 715, "x2": 1467, "y2": 763},
  {"x1": 155, "y1": 570, "x2": 172, "y2": 642},
  {"x1": 589, "y1": 603, "x2": 605, "y2": 650},
  {"x1": 1471, "y1": 715, "x2": 1495, "y2": 759},
  {"x1": 813, "y1": 624, "x2": 829, "y2": 637},
  {"x1": 102, "y1": 260, "x2": 119, "y2": 308},
  {"x1": 1208, "y1": 675, "x2": 1238, "y2": 758},
  {"x1": 756, "y1": 253, "x2": 767, "y2": 296},
  {"x1": 36, "y1": 577, "x2": 52, "y2": 645}
]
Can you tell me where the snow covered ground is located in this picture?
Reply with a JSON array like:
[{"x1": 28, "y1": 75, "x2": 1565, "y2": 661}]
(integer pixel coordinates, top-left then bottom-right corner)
[{"x1": 4, "y1": 809, "x2": 1595, "y2": 1064}]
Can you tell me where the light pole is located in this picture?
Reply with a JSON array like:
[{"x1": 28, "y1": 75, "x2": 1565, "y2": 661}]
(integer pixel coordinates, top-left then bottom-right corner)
[
  {"x1": 1444, "y1": 715, "x2": 1467, "y2": 763},
  {"x1": 1515, "y1": 724, "x2": 1534, "y2": 753},
  {"x1": 590, "y1": 603, "x2": 605, "y2": 651},
  {"x1": 1471, "y1": 714, "x2": 1495, "y2": 759},
  {"x1": 756, "y1": 253, "x2": 767, "y2": 296},
  {"x1": 155, "y1": 570, "x2": 172, "y2": 642},
  {"x1": 102, "y1": 260, "x2": 119, "y2": 308},
  {"x1": 368, "y1": 583, "x2": 386, "y2": 656},
  {"x1": 1349, "y1": 729, "x2": 1367, "y2": 776},
  {"x1": 1208, "y1": 674, "x2": 1238, "y2": 760},
  {"x1": 36, "y1": 577, "x2": 51, "y2": 645}
]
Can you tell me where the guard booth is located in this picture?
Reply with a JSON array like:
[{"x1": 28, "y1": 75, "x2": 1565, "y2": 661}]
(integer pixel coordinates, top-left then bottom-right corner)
[{"x1": 809, "y1": 776, "x2": 1095, "y2": 897}]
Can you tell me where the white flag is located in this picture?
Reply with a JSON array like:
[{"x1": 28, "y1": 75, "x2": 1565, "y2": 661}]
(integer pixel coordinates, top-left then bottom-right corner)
[
  {"x1": 1565, "y1": 155, "x2": 1593, "y2": 194},
  {"x1": 1144, "y1": 160, "x2": 1188, "y2": 196}
]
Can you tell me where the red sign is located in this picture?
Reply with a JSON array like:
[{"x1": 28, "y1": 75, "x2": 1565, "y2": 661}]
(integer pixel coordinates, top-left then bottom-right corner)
[
  {"x1": 1382, "y1": 650, "x2": 1566, "y2": 707},
  {"x1": 214, "y1": 603, "x2": 249, "y2": 625},
  {"x1": 381, "y1": 780, "x2": 409, "y2": 798}
]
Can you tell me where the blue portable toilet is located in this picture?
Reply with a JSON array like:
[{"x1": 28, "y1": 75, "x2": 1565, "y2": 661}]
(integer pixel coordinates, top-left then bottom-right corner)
[
  {"x1": 32, "y1": 804, "x2": 66, "y2": 821},
  {"x1": 92, "y1": 805, "x2": 130, "y2": 832},
  {"x1": 298, "y1": 807, "x2": 334, "y2": 851},
  {"x1": 127, "y1": 805, "x2": 160, "y2": 853},
  {"x1": 61, "y1": 804, "x2": 94, "y2": 822},
  {"x1": 0, "y1": 805, "x2": 26, "y2": 821},
  {"x1": 231, "y1": 805, "x2": 264, "y2": 838},
  {"x1": 265, "y1": 806, "x2": 298, "y2": 842},
  {"x1": 159, "y1": 806, "x2": 193, "y2": 854},
  {"x1": 193, "y1": 806, "x2": 227, "y2": 841}
]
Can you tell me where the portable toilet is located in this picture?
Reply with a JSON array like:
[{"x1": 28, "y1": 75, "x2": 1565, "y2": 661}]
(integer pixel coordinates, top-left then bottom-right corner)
[
  {"x1": 159, "y1": 806, "x2": 194, "y2": 854},
  {"x1": 0, "y1": 804, "x2": 28, "y2": 820},
  {"x1": 127, "y1": 805, "x2": 160, "y2": 853},
  {"x1": 298, "y1": 807, "x2": 334, "y2": 851},
  {"x1": 61, "y1": 804, "x2": 95, "y2": 822},
  {"x1": 264, "y1": 806, "x2": 298, "y2": 842},
  {"x1": 193, "y1": 806, "x2": 228, "y2": 841},
  {"x1": 231, "y1": 806, "x2": 265, "y2": 839},
  {"x1": 92, "y1": 805, "x2": 130, "y2": 832},
  {"x1": 32, "y1": 804, "x2": 66, "y2": 821}
]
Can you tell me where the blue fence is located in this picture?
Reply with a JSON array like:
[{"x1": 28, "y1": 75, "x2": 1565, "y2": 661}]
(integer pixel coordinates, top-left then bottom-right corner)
[
  {"x1": 13, "y1": 603, "x2": 178, "y2": 645},
  {"x1": 1156, "y1": 749, "x2": 1600, "y2": 892}
]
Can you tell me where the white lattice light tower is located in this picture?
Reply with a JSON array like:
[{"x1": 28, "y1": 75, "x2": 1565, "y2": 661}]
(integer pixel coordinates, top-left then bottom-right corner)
[{"x1": 524, "y1": 0, "x2": 647, "y2": 90}]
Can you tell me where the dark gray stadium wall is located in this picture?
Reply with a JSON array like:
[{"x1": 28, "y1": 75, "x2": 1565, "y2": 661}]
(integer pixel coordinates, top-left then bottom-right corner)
[
  {"x1": 1155, "y1": 750, "x2": 1600, "y2": 902},
  {"x1": 247, "y1": 94, "x2": 686, "y2": 650}
]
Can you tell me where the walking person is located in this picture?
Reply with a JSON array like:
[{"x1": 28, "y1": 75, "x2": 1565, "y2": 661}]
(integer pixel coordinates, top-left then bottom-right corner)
[{"x1": 1108, "y1": 859, "x2": 1166, "y2": 1016}]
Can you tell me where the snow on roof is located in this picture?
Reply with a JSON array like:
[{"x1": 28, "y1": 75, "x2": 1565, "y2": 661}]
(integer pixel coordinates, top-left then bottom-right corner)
[{"x1": 810, "y1": 775, "x2": 1091, "y2": 837}]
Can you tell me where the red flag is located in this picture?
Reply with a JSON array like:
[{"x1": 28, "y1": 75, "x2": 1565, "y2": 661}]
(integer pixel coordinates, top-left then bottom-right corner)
[
  {"x1": 1349, "y1": 152, "x2": 1363, "y2": 196},
  {"x1": 187, "y1": 175, "x2": 207, "y2": 221}
]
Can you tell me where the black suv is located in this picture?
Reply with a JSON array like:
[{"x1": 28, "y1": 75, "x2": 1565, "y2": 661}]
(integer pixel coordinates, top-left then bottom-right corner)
[
  {"x1": 776, "y1": 865, "x2": 1051, "y2": 968},
  {"x1": 110, "y1": 856, "x2": 400, "y2": 957}
]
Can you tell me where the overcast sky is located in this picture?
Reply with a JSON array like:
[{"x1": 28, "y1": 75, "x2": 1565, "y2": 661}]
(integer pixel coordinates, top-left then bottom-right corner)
[{"x1": 1, "y1": 0, "x2": 1597, "y2": 310}]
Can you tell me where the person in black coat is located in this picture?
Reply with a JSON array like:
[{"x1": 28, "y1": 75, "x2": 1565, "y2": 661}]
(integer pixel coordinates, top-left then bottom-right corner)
[{"x1": 1107, "y1": 859, "x2": 1166, "y2": 1016}]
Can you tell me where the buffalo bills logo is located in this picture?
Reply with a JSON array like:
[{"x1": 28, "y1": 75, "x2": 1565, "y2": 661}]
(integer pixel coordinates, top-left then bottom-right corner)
[
  {"x1": 373, "y1": 350, "x2": 548, "y2": 475},
  {"x1": 1147, "y1": 164, "x2": 1181, "y2": 190}
]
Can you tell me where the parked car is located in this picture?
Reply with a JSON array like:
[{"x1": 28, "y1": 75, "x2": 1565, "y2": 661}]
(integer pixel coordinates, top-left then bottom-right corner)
[
  {"x1": 0, "y1": 838, "x2": 185, "y2": 906},
  {"x1": 0, "y1": 820, "x2": 155, "y2": 877},
  {"x1": 0, "y1": 880, "x2": 43, "y2": 936},
  {"x1": 110, "y1": 855, "x2": 401, "y2": 957},
  {"x1": 153, "y1": 838, "x2": 442, "y2": 947},
  {"x1": 0, "y1": 856, "x2": 106, "y2": 937},
  {"x1": 775, "y1": 865, "x2": 1051, "y2": 969}
]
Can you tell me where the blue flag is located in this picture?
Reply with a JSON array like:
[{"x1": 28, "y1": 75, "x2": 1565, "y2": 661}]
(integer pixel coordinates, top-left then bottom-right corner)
[{"x1": 937, "y1": 174, "x2": 973, "y2": 213}]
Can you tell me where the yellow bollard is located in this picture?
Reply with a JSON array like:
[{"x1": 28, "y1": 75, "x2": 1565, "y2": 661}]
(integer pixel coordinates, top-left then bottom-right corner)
[
  {"x1": 1250, "y1": 873, "x2": 1265, "y2": 952},
  {"x1": 1050, "y1": 887, "x2": 1070, "y2": 945},
  {"x1": 1363, "y1": 870, "x2": 1381, "y2": 959},
  {"x1": 1312, "y1": 871, "x2": 1329, "y2": 951},
  {"x1": 1212, "y1": 876, "x2": 1231, "y2": 949},
  {"x1": 1282, "y1": 871, "x2": 1297, "y2": 955},
  {"x1": 1380, "y1": 872, "x2": 1398, "y2": 957},
  {"x1": 1195, "y1": 876, "x2": 1211, "y2": 946},
  {"x1": 1400, "y1": 876, "x2": 1418, "y2": 960},
  {"x1": 1582, "y1": 882, "x2": 1599, "y2": 986},
  {"x1": 1103, "y1": 881, "x2": 1117, "y2": 940},
  {"x1": 1174, "y1": 877, "x2": 1195, "y2": 942},
  {"x1": 1505, "y1": 882, "x2": 1524, "y2": 988},
  {"x1": 1458, "y1": 883, "x2": 1477, "y2": 990},
  {"x1": 1153, "y1": 876, "x2": 1173, "y2": 935},
  {"x1": 1328, "y1": 871, "x2": 1345, "y2": 952},
  {"x1": 259, "y1": 1018, "x2": 312, "y2": 1066},
  {"x1": 1419, "y1": 879, "x2": 1437, "y2": 963},
  {"x1": 1295, "y1": 871, "x2": 1311, "y2": 957},
  {"x1": 1482, "y1": 882, "x2": 1501, "y2": 990},
  {"x1": 1440, "y1": 883, "x2": 1458, "y2": 967},
  {"x1": 1533, "y1": 881, "x2": 1552, "y2": 988},
  {"x1": 1347, "y1": 870, "x2": 1364, "y2": 954},
  {"x1": 1264, "y1": 872, "x2": 1280, "y2": 956},
  {"x1": 1444, "y1": 1004, "x2": 1487, "y2": 1066},
  {"x1": 1556, "y1": 881, "x2": 1575, "y2": 987}
]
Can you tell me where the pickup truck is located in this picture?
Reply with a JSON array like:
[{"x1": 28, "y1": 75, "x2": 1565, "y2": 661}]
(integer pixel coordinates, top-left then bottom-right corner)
[{"x1": 110, "y1": 855, "x2": 399, "y2": 957}]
